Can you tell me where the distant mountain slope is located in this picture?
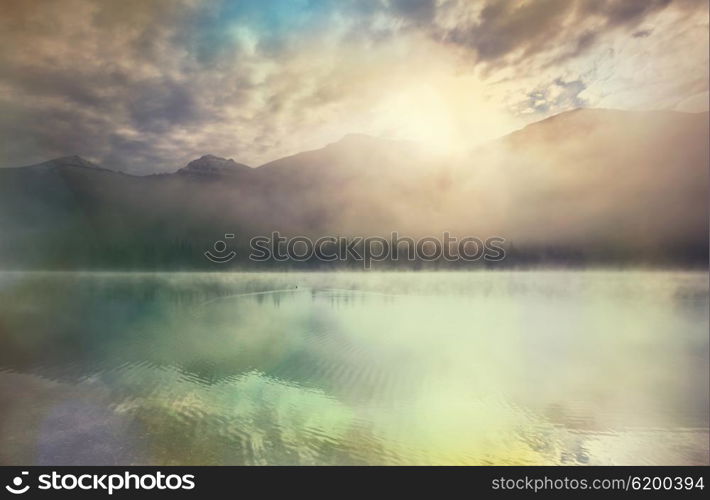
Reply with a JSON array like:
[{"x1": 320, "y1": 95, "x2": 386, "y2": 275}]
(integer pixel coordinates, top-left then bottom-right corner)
[
  {"x1": 0, "y1": 109, "x2": 706, "y2": 268},
  {"x1": 460, "y1": 109, "x2": 709, "y2": 260},
  {"x1": 178, "y1": 154, "x2": 252, "y2": 177},
  {"x1": 9, "y1": 154, "x2": 105, "y2": 172}
]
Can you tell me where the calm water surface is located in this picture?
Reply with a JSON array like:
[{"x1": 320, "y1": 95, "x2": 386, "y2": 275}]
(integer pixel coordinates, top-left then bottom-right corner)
[{"x1": 0, "y1": 271, "x2": 707, "y2": 465}]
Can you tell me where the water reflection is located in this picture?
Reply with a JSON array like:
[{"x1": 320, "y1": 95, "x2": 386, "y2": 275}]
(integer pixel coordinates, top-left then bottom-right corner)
[{"x1": 0, "y1": 271, "x2": 707, "y2": 465}]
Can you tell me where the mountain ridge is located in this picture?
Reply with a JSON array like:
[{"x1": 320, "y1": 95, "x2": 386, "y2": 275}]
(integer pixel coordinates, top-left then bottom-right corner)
[
  {"x1": 4, "y1": 108, "x2": 707, "y2": 177},
  {"x1": 0, "y1": 107, "x2": 706, "y2": 269}
]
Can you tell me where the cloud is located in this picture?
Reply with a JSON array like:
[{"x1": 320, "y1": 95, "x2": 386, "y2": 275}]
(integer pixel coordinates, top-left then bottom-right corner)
[
  {"x1": 437, "y1": 0, "x2": 694, "y2": 67},
  {"x1": 389, "y1": 0, "x2": 436, "y2": 25},
  {"x1": 444, "y1": 0, "x2": 576, "y2": 62},
  {"x1": 0, "y1": 0, "x2": 706, "y2": 173},
  {"x1": 515, "y1": 78, "x2": 589, "y2": 116}
]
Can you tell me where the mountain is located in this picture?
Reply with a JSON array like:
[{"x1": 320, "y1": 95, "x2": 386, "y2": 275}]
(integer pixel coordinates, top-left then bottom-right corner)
[
  {"x1": 446, "y1": 108, "x2": 709, "y2": 262},
  {"x1": 0, "y1": 109, "x2": 707, "y2": 269},
  {"x1": 178, "y1": 154, "x2": 252, "y2": 177},
  {"x1": 8, "y1": 154, "x2": 104, "y2": 172}
]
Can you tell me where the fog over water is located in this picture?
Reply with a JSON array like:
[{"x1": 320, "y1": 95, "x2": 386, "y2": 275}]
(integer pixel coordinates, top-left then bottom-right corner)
[{"x1": 0, "y1": 270, "x2": 706, "y2": 465}]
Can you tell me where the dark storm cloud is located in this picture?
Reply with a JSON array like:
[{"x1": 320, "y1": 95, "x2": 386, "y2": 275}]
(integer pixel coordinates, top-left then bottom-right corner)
[
  {"x1": 438, "y1": 0, "x2": 686, "y2": 66},
  {"x1": 445, "y1": 0, "x2": 574, "y2": 61},
  {"x1": 578, "y1": 0, "x2": 672, "y2": 27},
  {"x1": 128, "y1": 81, "x2": 200, "y2": 134}
]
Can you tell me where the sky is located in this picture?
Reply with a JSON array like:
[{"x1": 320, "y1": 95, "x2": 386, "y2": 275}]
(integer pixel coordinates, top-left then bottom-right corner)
[{"x1": 0, "y1": 0, "x2": 707, "y2": 174}]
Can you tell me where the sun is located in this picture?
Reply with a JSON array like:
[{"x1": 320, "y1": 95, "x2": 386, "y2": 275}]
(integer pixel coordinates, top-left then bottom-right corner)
[{"x1": 371, "y1": 76, "x2": 522, "y2": 154}]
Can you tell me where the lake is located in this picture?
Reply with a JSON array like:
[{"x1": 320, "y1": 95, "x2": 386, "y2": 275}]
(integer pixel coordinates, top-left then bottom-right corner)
[{"x1": 0, "y1": 270, "x2": 707, "y2": 465}]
